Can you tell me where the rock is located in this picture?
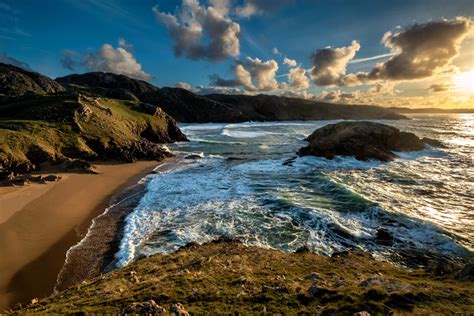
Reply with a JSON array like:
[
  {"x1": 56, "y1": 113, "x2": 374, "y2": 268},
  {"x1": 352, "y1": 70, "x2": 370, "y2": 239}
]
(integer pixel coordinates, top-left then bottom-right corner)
[
  {"x1": 426, "y1": 259, "x2": 458, "y2": 276},
  {"x1": 283, "y1": 156, "x2": 297, "y2": 166},
  {"x1": 170, "y1": 303, "x2": 189, "y2": 316},
  {"x1": 121, "y1": 300, "x2": 166, "y2": 315},
  {"x1": 353, "y1": 312, "x2": 371, "y2": 316},
  {"x1": 304, "y1": 272, "x2": 322, "y2": 281},
  {"x1": 27, "y1": 175, "x2": 47, "y2": 184},
  {"x1": 261, "y1": 285, "x2": 290, "y2": 294},
  {"x1": 60, "y1": 159, "x2": 97, "y2": 174},
  {"x1": 184, "y1": 154, "x2": 203, "y2": 159},
  {"x1": 298, "y1": 121, "x2": 429, "y2": 161},
  {"x1": 308, "y1": 282, "x2": 334, "y2": 296},
  {"x1": 295, "y1": 245, "x2": 311, "y2": 253},
  {"x1": 30, "y1": 298, "x2": 39, "y2": 305},
  {"x1": 376, "y1": 227, "x2": 394, "y2": 246},
  {"x1": 422, "y1": 137, "x2": 444, "y2": 147},
  {"x1": 43, "y1": 175, "x2": 61, "y2": 182},
  {"x1": 454, "y1": 263, "x2": 474, "y2": 281}
]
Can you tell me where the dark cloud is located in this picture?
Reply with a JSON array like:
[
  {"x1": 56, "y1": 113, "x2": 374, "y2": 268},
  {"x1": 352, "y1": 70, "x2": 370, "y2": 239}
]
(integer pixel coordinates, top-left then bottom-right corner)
[
  {"x1": 60, "y1": 40, "x2": 151, "y2": 80},
  {"x1": 310, "y1": 18, "x2": 472, "y2": 87},
  {"x1": 0, "y1": 52, "x2": 32, "y2": 70},
  {"x1": 153, "y1": 0, "x2": 240, "y2": 61},
  {"x1": 429, "y1": 83, "x2": 452, "y2": 93},
  {"x1": 366, "y1": 18, "x2": 472, "y2": 81}
]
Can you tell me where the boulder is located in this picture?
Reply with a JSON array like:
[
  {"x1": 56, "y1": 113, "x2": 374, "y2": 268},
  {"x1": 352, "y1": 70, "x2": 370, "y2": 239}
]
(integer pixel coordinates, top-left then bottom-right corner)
[
  {"x1": 454, "y1": 263, "x2": 474, "y2": 281},
  {"x1": 170, "y1": 303, "x2": 189, "y2": 316},
  {"x1": 375, "y1": 227, "x2": 394, "y2": 246},
  {"x1": 298, "y1": 121, "x2": 434, "y2": 161},
  {"x1": 120, "y1": 300, "x2": 166, "y2": 315}
]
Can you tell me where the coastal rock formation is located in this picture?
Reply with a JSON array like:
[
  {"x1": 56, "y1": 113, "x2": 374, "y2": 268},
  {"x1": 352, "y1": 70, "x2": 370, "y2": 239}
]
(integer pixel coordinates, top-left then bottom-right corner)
[
  {"x1": 16, "y1": 240, "x2": 474, "y2": 314},
  {"x1": 0, "y1": 93, "x2": 187, "y2": 180},
  {"x1": 298, "y1": 121, "x2": 437, "y2": 161},
  {"x1": 0, "y1": 63, "x2": 65, "y2": 97},
  {"x1": 56, "y1": 72, "x2": 406, "y2": 123}
]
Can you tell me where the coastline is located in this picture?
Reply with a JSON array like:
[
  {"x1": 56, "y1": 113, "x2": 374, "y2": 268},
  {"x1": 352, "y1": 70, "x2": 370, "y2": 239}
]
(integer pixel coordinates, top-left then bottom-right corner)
[{"x1": 0, "y1": 160, "x2": 161, "y2": 310}]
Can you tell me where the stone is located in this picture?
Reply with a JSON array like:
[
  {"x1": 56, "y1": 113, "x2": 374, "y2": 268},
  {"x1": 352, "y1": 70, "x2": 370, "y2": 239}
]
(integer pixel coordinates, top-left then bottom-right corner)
[
  {"x1": 376, "y1": 227, "x2": 394, "y2": 246},
  {"x1": 454, "y1": 263, "x2": 474, "y2": 281},
  {"x1": 121, "y1": 300, "x2": 166, "y2": 315},
  {"x1": 43, "y1": 175, "x2": 61, "y2": 182},
  {"x1": 170, "y1": 303, "x2": 189, "y2": 316},
  {"x1": 298, "y1": 121, "x2": 430, "y2": 162},
  {"x1": 353, "y1": 312, "x2": 371, "y2": 316}
]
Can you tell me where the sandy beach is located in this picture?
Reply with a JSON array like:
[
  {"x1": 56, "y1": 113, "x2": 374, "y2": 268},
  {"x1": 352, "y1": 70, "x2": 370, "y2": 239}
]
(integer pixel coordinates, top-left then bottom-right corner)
[{"x1": 0, "y1": 161, "x2": 159, "y2": 310}]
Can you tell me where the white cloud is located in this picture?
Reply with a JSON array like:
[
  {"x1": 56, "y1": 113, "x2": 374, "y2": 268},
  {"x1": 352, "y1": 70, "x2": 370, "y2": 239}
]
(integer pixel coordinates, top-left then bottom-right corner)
[
  {"x1": 288, "y1": 66, "x2": 309, "y2": 89},
  {"x1": 311, "y1": 40, "x2": 361, "y2": 86},
  {"x1": 283, "y1": 57, "x2": 297, "y2": 67},
  {"x1": 176, "y1": 81, "x2": 192, "y2": 90},
  {"x1": 61, "y1": 40, "x2": 151, "y2": 80}
]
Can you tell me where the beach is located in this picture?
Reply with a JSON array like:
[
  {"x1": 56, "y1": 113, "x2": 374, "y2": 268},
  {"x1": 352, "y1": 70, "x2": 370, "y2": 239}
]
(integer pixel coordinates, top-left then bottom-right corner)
[{"x1": 0, "y1": 161, "x2": 159, "y2": 310}]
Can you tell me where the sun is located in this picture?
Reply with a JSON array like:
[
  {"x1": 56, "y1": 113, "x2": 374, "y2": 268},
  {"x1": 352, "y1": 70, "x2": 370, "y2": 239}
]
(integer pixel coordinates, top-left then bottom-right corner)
[{"x1": 453, "y1": 69, "x2": 474, "y2": 93}]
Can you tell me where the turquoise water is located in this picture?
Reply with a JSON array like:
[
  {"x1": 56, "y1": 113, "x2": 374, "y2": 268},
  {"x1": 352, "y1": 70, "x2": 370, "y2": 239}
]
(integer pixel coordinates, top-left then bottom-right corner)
[{"x1": 116, "y1": 114, "x2": 473, "y2": 267}]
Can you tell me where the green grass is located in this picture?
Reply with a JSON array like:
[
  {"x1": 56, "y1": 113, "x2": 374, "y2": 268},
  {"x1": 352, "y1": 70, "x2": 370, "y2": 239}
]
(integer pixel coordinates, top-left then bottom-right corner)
[
  {"x1": 13, "y1": 240, "x2": 474, "y2": 315},
  {"x1": 0, "y1": 94, "x2": 180, "y2": 173}
]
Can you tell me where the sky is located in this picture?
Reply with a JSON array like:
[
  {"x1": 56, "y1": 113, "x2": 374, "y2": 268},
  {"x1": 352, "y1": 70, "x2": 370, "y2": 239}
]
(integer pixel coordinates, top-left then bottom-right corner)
[{"x1": 1, "y1": 0, "x2": 473, "y2": 108}]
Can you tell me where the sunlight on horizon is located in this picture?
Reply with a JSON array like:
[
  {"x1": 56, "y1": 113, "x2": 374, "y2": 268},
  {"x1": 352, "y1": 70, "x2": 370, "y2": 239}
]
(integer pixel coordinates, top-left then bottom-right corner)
[{"x1": 453, "y1": 69, "x2": 474, "y2": 94}]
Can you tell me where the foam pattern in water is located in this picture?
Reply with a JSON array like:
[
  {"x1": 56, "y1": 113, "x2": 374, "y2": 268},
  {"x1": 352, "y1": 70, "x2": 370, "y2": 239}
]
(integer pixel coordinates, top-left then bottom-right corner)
[{"x1": 116, "y1": 115, "x2": 474, "y2": 267}]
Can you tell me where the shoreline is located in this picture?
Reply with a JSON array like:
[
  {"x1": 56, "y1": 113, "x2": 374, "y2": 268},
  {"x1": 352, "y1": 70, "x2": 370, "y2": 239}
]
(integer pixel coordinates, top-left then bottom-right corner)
[
  {"x1": 54, "y1": 157, "x2": 180, "y2": 292},
  {"x1": 0, "y1": 160, "x2": 162, "y2": 310}
]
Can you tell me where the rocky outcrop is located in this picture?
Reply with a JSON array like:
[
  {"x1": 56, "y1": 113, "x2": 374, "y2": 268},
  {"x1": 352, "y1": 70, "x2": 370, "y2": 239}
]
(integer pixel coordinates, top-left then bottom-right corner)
[
  {"x1": 0, "y1": 63, "x2": 65, "y2": 97},
  {"x1": 298, "y1": 121, "x2": 438, "y2": 161},
  {"x1": 0, "y1": 93, "x2": 187, "y2": 181}
]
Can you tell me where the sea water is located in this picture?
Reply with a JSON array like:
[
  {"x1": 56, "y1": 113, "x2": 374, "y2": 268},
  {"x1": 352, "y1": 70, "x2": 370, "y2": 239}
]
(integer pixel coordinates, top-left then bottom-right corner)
[{"x1": 115, "y1": 114, "x2": 474, "y2": 267}]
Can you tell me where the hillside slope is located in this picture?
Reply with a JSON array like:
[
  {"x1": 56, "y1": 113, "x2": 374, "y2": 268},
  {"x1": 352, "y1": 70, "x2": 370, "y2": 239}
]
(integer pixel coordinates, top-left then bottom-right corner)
[
  {"x1": 56, "y1": 72, "x2": 406, "y2": 123},
  {"x1": 0, "y1": 93, "x2": 187, "y2": 177},
  {"x1": 14, "y1": 240, "x2": 474, "y2": 315},
  {"x1": 0, "y1": 63, "x2": 64, "y2": 97}
]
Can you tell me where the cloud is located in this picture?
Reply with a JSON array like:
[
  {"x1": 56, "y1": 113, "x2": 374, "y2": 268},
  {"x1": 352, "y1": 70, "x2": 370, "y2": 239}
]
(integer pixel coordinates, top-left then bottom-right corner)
[
  {"x1": 272, "y1": 47, "x2": 282, "y2": 56},
  {"x1": 194, "y1": 85, "x2": 243, "y2": 95},
  {"x1": 176, "y1": 81, "x2": 192, "y2": 90},
  {"x1": 60, "y1": 40, "x2": 152, "y2": 80},
  {"x1": 211, "y1": 56, "x2": 280, "y2": 92},
  {"x1": 311, "y1": 40, "x2": 361, "y2": 86},
  {"x1": 288, "y1": 66, "x2": 309, "y2": 89},
  {"x1": 283, "y1": 57, "x2": 297, "y2": 67},
  {"x1": 318, "y1": 90, "x2": 360, "y2": 102},
  {"x1": 235, "y1": 0, "x2": 294, "y2": 17},
  {"x1": 310, "y1": 18, "x2": 472, "y2": 88},
  {"x1": 429, "y1": 83, "x2": 452, "y2": 93},
  {"x1": 280, "y1": 89, "x2": 316, "y2": 100},
  {"x1": 153, "y1": 0, "x2": 240, "y2": 61},
  {"x1": 0, "y1": 51, "x2": 32, "y2": 70},
  {"x1": 365, "y1": 18, "x2": 473, "y2": 81}
]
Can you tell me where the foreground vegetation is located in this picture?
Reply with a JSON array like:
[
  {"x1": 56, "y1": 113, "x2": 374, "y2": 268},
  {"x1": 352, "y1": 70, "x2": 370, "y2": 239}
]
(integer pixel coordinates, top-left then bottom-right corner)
[{"x1": 13, "y1": 240, "x2": 473, "y2": 314}]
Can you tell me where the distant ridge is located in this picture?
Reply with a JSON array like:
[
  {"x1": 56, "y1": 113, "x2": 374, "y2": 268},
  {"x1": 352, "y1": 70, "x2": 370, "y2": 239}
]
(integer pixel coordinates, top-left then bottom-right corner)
[
  {"x1": 56, "y1": 71, "x2": 406, "y2": 122},
  {"x1": 389, "y1": 107, "x2": 474, "y2": 114}
]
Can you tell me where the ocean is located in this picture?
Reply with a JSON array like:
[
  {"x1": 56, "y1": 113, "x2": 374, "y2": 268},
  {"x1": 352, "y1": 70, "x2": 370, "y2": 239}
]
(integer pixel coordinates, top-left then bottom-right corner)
[{"x1": 115, "y1": 114, "x2": 474, "y2": 267}]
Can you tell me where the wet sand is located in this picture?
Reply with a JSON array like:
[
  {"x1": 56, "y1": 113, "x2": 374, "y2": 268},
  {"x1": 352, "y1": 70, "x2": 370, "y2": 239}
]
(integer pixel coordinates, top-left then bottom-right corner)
[{"x1": 0, "y1": 161, "x2": 159, "y2": 310}]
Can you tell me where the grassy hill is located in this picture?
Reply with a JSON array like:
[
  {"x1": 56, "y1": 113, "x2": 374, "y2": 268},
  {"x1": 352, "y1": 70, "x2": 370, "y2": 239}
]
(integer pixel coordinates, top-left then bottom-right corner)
[
  {"x1": 13, "y1": 240, "x2": 474, "y2": 315},
  {"x1": 0, "y1": 93, "x2": 186, "y2": 177}
]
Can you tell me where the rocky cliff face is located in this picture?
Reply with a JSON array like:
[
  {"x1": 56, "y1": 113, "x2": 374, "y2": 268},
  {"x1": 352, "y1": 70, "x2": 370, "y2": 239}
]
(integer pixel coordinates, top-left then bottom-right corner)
[
  {"x1": 0, "y1": 63, "x2": 65, "y2": 97},
  {"x1": 298, "y1": 121, "x2": 437, "y2": 161},
  {"x1": 0, "y1": 94, "x2": 187, "y2": 179}
]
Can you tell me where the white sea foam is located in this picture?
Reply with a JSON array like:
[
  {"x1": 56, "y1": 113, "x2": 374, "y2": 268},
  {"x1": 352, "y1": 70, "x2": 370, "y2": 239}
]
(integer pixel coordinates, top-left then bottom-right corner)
[{"x1": 116, "y1": 116, "x2": 474, "y2": 267}]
